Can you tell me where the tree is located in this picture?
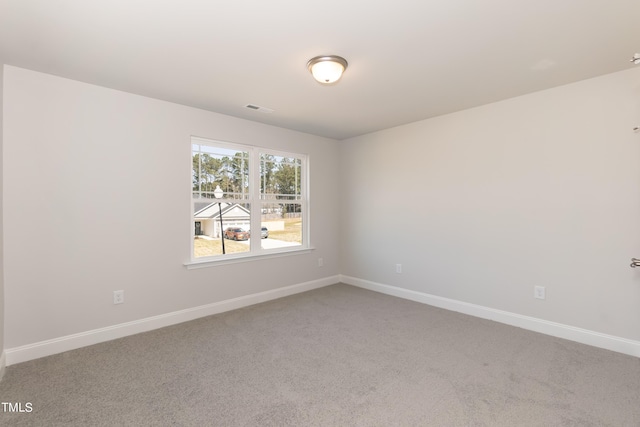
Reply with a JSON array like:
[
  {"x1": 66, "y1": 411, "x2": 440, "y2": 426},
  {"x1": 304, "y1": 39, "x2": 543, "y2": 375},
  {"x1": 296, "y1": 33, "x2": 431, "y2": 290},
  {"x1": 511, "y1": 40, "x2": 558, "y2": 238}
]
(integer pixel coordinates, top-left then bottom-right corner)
[
  {"x1": 192, "y1": 153, "x2": 222, "y2": 197},
  {"x1": 260, "y1": 154, "x2": 276, "y2": 195},
  {"x1": 219, "y1": 152, "x2": 249, "y2": 197},
  {"x1": 273, "y1": 158, "x2": 302, "y2": 214}
]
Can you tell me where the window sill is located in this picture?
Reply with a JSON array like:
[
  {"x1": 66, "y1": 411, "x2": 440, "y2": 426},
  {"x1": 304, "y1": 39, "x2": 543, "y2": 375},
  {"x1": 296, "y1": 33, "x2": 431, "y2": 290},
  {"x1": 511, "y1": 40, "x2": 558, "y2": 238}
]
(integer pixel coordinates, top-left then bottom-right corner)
[{"x1": 184, "y1": 247, "x2": 315, "y2": 270}]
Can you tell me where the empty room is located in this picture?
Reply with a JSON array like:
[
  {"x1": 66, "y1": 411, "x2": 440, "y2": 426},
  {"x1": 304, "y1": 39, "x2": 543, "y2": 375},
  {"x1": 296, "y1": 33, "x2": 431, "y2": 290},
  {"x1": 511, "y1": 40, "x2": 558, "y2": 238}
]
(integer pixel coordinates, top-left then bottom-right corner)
[{"x1": 1, "y1": 0, "x2": 639, "y2": 425}]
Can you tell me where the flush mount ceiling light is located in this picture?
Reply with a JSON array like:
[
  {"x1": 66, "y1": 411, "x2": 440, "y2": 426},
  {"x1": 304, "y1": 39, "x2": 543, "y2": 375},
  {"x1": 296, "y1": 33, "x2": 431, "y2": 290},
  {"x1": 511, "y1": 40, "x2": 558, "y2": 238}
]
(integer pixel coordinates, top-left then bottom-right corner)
[
  {"x1": 631, "y1": 53, "x2": 640, "y2": 65},
  {"x1": 307, "y1": 55, "x2": 348, "y2": 84}
]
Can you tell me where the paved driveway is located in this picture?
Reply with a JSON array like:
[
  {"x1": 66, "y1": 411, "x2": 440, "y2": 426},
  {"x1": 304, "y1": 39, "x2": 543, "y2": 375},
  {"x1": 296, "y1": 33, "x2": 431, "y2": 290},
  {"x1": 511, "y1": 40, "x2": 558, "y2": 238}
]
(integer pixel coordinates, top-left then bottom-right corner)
[{"x1": 239, "y1": 238, "x2": 299, "y2": 249}]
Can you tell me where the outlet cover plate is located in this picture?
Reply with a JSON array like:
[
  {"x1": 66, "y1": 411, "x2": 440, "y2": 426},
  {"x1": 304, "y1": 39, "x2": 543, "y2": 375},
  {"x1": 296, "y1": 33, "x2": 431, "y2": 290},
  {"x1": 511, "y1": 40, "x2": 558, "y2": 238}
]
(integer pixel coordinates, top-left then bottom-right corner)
[{"x1": 113, "y1": 290, "x2": 124, "y2": 304}]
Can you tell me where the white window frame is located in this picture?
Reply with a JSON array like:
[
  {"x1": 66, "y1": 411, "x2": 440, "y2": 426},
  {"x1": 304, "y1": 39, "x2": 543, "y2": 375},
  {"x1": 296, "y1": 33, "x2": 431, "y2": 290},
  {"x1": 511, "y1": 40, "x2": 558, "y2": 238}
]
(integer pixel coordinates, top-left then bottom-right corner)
[{"x1": 185, "y1": 136, "x2": 311, "y2": 269}]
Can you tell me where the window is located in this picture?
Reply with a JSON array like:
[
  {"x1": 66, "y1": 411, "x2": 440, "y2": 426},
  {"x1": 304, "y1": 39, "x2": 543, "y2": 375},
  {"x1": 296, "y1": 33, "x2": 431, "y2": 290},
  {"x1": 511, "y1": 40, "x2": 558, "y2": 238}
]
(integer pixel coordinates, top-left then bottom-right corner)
[{"x1": 191, "y1": 137, "x2": 308, "y2": 262}]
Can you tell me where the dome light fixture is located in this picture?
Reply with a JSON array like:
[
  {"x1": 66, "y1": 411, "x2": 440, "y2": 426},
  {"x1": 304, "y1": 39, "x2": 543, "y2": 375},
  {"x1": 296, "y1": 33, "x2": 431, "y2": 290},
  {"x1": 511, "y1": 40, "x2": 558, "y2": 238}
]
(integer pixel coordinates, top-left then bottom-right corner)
[
  {"x1": 631, "y1": 53, "x2": 640, "y2": 65},
  {"x1": 307, "y1": 55, "x2": 348, "y2": 84}
]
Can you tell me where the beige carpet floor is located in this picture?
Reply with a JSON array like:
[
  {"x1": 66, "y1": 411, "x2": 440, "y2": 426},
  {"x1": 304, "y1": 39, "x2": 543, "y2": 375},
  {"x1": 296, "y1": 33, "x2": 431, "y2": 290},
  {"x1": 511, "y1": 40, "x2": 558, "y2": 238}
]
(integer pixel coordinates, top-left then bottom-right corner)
[{"x1": 0, "y1": 283, "x2": 639, "y2": 426}]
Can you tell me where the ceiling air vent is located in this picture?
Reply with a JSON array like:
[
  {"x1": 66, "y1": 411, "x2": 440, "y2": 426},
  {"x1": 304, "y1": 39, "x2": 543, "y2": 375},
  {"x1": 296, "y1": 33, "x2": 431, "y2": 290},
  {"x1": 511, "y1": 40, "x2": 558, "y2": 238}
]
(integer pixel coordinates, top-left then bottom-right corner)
[{"x1": 244, "y1": 104, "x2": 274, "y2": 114}]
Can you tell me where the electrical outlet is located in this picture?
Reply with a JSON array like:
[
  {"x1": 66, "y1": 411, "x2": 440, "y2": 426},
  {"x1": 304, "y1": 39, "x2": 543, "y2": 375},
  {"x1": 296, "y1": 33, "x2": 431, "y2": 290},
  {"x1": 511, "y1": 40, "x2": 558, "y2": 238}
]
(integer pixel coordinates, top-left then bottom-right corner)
[
  {"x1": 318, "y1": 257, "x2": 324, "y2": 267},
  {"x1": 395, "y1": 264, "x2": 402, "y2": 274},
  {"x1": 534, "y1": 286, "x2": 545, "y2": 300},
  {"x1": 113, "y1": 290, "x2": 124, "y2": 304}
]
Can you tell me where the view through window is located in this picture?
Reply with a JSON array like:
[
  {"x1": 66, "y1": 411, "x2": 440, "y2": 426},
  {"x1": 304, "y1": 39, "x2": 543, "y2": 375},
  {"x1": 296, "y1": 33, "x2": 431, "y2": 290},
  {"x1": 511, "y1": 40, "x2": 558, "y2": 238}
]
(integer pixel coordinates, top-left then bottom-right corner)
[{"x1": 192, "y1": 137, "x2": 307, "y2": 259}]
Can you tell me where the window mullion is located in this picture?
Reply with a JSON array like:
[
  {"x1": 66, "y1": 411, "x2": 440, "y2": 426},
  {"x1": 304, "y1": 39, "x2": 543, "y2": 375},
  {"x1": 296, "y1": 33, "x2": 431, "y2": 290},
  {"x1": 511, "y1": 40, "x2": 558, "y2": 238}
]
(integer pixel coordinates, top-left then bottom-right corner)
[{"x1": 249, "y1": 149, "x2": 262, "y2": 253}]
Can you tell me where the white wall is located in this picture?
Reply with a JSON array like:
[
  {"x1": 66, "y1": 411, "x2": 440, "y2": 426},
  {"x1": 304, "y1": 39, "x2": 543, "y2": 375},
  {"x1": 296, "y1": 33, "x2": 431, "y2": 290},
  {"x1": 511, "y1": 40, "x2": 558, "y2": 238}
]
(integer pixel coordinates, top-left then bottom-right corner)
[
  {"x1": 0, "y1": 64, "x2": 5, "y2": 377},
  {"x1": 340, "y1": 67, "x2": 640, "y2": 342},
  {"x1": 4, "y1": 63, "x2": 640, "y2": 363},
  {"x1": 2, "y1": 66, "x2": 340, "y2": 352}
]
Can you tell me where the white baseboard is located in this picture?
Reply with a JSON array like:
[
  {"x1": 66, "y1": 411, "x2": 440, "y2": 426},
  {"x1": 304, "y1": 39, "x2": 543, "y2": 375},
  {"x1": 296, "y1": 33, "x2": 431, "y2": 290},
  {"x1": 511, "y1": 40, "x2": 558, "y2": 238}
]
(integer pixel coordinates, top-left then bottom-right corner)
[
  {"x1": 5, "y1": 275, "x2": 340, "y2": 366},
  {"x1": 7, "y1": 274, "x2": 637, "y2": 366},
  {"x1": 340, "y1": 275, "x2": 640, "y2": 358}
]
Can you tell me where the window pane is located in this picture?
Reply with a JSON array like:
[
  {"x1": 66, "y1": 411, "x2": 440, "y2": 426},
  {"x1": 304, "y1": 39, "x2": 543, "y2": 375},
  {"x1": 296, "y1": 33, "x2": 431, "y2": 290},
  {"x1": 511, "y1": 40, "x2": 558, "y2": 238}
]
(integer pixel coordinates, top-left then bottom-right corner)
[
  {"x1": 193, "y1": 144, "x2": 249, "y2": 201},
  {"x1": 194, "y1": 202, "x2": 251, "y2": 257},
  {"x1": 260, "y1": 202, "x2": 302, "y2": 249},
  {"x1": 260, "y1": 154, "x2": 302, "y2": 201}
]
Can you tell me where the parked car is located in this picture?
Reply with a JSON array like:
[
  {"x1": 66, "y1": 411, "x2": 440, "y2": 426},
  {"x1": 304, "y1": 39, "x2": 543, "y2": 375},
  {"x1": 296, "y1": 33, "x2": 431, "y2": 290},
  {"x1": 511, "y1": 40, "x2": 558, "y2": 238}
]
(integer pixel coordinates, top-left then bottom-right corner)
[
  {"x1": 248, "y1": 227, "x2": 269, "y2": 239},
  {"x1": 224, "y1": 227, "x2": 250, "y2": 241}
]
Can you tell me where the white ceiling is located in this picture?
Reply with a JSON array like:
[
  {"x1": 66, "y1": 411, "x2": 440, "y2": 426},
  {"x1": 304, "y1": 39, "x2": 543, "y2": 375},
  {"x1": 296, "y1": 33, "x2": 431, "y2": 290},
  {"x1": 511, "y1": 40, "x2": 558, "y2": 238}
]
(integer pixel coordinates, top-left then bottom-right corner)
[{"x1": 1, "y1": 0, "x2": 639, "y2": 140}]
